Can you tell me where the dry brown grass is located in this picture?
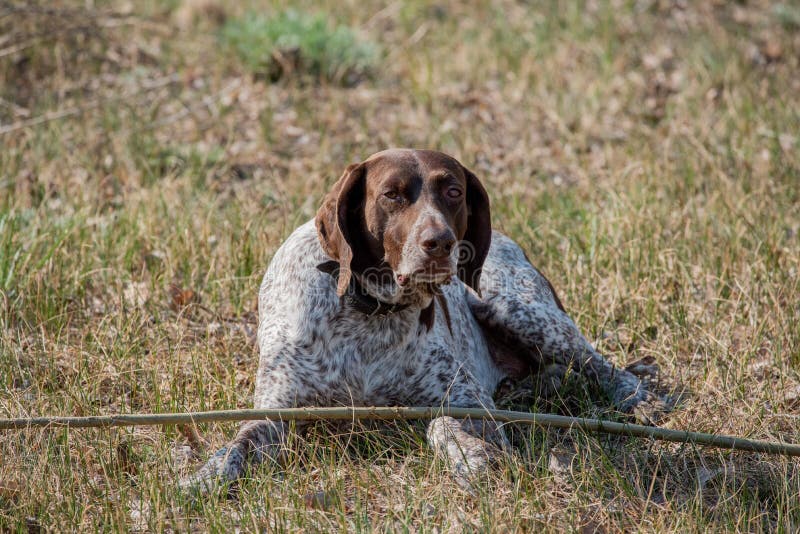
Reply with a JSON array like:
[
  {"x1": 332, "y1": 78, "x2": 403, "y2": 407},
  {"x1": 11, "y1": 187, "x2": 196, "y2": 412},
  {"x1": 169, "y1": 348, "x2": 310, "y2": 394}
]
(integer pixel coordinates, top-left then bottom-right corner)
[{"x1": 1, "y1": 0, "x2": 799, "y2": 531}]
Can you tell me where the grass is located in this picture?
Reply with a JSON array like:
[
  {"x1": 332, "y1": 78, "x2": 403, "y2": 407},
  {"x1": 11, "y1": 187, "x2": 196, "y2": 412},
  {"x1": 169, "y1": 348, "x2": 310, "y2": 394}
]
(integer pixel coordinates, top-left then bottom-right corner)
[
  {"x1": 1, "y1": 0, "x2": 799, "y2": 531},
  {"x1": 220, "y1": 9, "x2": 380, "y2": 84}
]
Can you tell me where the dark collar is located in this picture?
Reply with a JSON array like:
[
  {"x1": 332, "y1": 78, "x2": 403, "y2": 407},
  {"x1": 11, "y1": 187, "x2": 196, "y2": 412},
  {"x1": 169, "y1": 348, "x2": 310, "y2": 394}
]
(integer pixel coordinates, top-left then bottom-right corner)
[{"x1": 316, "y1": 260, "x2": 410, "y2": 317}]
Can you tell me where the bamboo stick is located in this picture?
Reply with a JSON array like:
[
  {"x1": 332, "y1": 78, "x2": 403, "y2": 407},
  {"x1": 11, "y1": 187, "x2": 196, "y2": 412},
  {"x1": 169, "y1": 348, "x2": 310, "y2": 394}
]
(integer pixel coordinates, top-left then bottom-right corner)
[{"x1": 1, "y1": 406, "x2": 798, "y2": 456}]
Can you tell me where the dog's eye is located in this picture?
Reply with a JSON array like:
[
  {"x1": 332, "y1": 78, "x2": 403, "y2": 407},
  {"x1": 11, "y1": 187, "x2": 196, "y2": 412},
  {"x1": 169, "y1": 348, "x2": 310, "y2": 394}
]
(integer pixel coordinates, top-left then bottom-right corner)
[
  {"x1": 446, "y1": 187, "x2": 463, "y2": 199},
  {"x1": 383, "y1": 191, "x2": 401, "y2": 201}
]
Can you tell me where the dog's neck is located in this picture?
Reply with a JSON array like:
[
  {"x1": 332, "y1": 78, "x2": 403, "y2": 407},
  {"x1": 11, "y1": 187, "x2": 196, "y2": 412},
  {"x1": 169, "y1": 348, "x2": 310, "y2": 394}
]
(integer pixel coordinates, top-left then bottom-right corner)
[
  {"x1": 354, "y1": 269, "x2": 436, "y2": 309},
  {"x1": 316, "y1": 260, "x2": 447, "y2": 330}
]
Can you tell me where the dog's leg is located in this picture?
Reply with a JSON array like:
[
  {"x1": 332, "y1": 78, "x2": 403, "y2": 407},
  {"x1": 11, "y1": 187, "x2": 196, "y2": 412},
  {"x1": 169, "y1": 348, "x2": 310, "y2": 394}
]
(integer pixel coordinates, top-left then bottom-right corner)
[
  {"x1": 426, "y1": 414, "x2": 507, "y2": 490},
  {"x1": 178, "y1": 419, "x2": 296, "y2": 496},
  {"x1": 470, "y1": 295, "x2": 666, "y2": 423},
  {"x1": 475, "y1": 233, "x2": 667, "y2": 423},
  {"x1": 423, "y1": 376, "x2": 509, "y2": 490},
  {"x1": 179, "y1": 349, "x2": 322, "y2": 496}
]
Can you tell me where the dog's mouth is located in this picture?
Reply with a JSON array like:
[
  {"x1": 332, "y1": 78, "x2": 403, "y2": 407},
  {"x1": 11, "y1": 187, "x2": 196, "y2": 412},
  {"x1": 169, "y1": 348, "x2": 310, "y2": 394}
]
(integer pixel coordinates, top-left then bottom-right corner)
[{"x1": 395, "y1": 266, "x2": 454, "y2": 287}]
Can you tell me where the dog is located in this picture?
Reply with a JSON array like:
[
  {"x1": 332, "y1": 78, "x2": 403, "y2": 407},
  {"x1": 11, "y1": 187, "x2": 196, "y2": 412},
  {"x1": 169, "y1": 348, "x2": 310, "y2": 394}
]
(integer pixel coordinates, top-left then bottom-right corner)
[{"x1": 180, "y1": 148, "x2": 664, "y2": 493}]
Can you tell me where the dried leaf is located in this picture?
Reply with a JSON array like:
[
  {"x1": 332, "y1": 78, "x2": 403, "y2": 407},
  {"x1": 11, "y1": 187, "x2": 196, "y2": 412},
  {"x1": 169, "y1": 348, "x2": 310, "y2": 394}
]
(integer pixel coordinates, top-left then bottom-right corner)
[
  {"x1": 173, "y1": 0, "x2": 227, "y2": 30},
  {"x1": 0, "y1": 479, "x2": 22, "y2": 501},
  {"x1": 761, "y1": 40, "x2": 783, "y2": 62},
  {"x1": 116, "y1": 441, "x2": 138, "y2": 478},
  {"x1": 169, "y1": 283, "x2": 196, "y2": 310},
  {"x1": 178, "y1": 423, "x2": 208, "y2": 453},
  {"x1": 303, "y1": 490, "x2": 338, "y2": 510}
]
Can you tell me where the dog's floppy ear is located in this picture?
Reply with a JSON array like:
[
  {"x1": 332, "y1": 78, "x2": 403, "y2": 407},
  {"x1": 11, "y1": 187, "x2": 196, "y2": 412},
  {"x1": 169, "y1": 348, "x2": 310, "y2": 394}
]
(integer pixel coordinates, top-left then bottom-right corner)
[
  {"x1": 458, "y1": 165, "x2": 491, "y2": 293},
  {"x1": 316, "y1": 162, "x2": 367, "y2": 296}
]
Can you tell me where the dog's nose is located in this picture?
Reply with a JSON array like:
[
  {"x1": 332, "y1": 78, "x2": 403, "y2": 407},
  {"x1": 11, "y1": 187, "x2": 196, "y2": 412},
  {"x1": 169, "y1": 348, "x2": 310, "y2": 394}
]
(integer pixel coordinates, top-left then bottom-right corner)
[{"x1": 420, "y1": 228, "x2": 456, "y2": 258}]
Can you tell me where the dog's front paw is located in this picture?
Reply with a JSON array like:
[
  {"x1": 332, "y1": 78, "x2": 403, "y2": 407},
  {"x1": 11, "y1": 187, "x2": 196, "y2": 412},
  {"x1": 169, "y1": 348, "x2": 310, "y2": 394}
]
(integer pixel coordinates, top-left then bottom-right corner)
[
  {"x1": 178, "y1": 446, "x2": 243, "y2": 498},
  {"x1": 427, "y1": 416, "x2": 502, "y2": 492},
  {"x1": 614, "y1": 386, "x2": 670, "y2": 425}
]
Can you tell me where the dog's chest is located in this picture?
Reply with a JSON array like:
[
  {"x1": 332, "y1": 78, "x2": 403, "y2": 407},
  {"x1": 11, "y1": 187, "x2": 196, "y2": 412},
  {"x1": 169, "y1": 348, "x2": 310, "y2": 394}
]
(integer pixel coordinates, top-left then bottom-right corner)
[
  {"x1": 323, "y1": 311, "x2": 433, "y2": 404},
  {"x1": 321, "y1": 291, "x2": 498, "y2": 405}
]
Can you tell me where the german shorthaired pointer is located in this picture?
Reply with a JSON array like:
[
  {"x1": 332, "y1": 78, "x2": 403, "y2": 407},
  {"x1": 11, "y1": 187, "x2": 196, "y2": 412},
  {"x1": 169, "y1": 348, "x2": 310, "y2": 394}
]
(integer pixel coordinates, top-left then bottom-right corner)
[{"x1": 181, "y1": 148, "x2": 664, "y2": 493}]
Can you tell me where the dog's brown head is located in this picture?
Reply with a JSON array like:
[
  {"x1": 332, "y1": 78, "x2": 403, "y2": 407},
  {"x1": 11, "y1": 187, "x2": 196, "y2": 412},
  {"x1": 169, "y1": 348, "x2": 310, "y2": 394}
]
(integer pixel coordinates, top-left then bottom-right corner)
[{"x1": 316, "y1": 149, "x2": 491, "y2": 301}]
